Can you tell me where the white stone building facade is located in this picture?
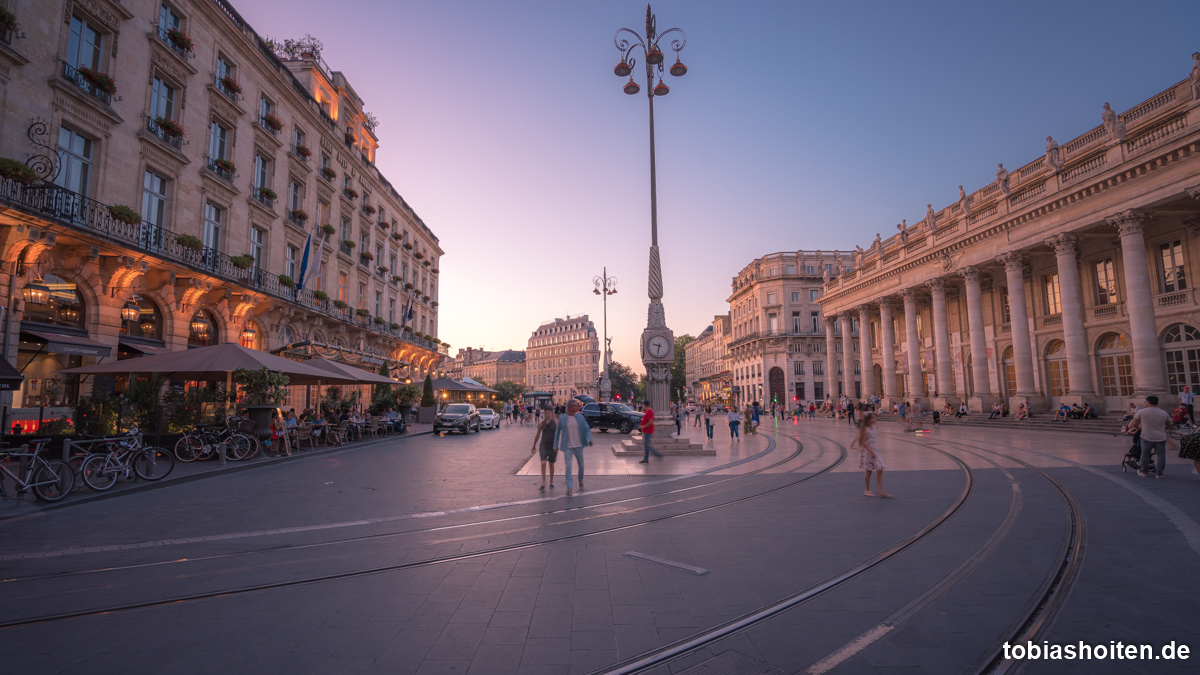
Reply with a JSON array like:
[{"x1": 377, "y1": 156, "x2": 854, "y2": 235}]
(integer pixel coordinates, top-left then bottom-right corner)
[{"x1": 526, "y1": 315, "x2": 600, "y2": 403}]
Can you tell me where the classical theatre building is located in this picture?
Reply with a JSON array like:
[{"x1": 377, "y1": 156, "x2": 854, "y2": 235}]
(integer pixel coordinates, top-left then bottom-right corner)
[
  {"x1": 818, "y1": 55, "x2": 1200, "y2": 413},
  {"x1": 0, "y1": 0, "x2": 445, "y2": 429}
]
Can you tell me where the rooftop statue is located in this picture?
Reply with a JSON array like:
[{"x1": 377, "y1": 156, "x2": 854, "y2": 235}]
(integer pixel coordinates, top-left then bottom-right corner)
[
  {"x1": 854, "y1": 245, "x2": 864, "y2": 268},
  {"x1": 1102, "y1": 102, "x2": 1126, "y2": 142},
  {"x1": 1191, "y1": 52, "x2": 1200, "y2": 102},
  {"x1": 1045, "y1": 136, "x2": 1063, "y2": 172},
  {"x1": 958, "y1": 185, "x2": 971, "y2": 216},
  {"x1": 995, "y1": 163, "x2": 1010, "y2": 195},
  {"x1": 896, "y1": 220, "x2": 908, "y2": 246},
  {"x1": 924, "y1": 204, "x2": 937, "y2": 233}
]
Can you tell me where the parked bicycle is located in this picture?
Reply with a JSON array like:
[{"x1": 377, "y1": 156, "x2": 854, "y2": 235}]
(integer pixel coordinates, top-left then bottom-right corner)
[
  {"x1": 174, "y1": 416, "x2": 259, "y2": 462},
  {"x1": 0, "y1": 438, "x2": 75, "y2": 502},
  {"x1": 79, "y1": 428, "x2": 174, "y2": 492}
]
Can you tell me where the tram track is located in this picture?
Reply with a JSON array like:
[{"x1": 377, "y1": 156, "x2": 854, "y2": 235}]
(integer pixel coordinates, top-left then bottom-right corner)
[{"x1": 0, "y1": 431, "x2": 847, "y2": 630}]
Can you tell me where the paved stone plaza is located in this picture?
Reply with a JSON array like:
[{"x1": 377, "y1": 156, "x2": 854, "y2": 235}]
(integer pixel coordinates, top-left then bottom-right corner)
[{"x1": 0, "y1": 420, "x2": 1197, "y2": 674}]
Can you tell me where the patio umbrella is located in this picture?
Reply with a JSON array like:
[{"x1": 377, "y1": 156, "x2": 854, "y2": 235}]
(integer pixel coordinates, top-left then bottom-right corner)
[
  {"x1": 305, "y1": 358, "x2": 396, "y2": 385},
  {"x1": 58, "y1": 343, "x2": 360, "y2": 385}
]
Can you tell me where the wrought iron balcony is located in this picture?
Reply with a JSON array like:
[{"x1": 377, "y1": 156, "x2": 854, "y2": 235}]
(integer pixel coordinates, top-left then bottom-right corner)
[
  {"x1": 146, "y1": 117, "x2": 182, "y2": 149},
  {"x1": 61, "y1": 62, "x2": 112, "y2": 106},
  {"x1": 251, "y1": 186, "x2": 275, "y2": 209},
  {"x1": 156, "y1": 26, "x2": 190, "y2": 59},
  {"x1": 339, "y1": 241, "x2": 354, "y2": 256},
  {"x1": 213, "y1": 74, "x2": 239, "y2": 101},
  {"x1": 206, "y1": 158, "x2": 234, "y2": 182}
]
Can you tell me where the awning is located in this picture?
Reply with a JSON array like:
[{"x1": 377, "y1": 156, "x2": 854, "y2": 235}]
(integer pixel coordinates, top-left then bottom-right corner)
[
  {"x1": 20, "y1": 330, "x2": 112, "y2": 358},
  {"x1": 118, "y1": 340, "x2": 170, "y2": 356},
  {"x1": 0, "y1": 357, "x2": 25, "y2": 391}
]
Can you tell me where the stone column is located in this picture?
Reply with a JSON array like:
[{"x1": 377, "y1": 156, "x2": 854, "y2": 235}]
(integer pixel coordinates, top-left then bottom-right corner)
[
  {"x1": 958, "y1": 266, "x2": 995, "y2": 411},
  {"x1": 1107, "y1": 210, "x2": 1165, "y2": 395},
  {"x1": 825, "y1": 314, "x2": 838, "y2": 400},
  {"x1": 928, "y1": 279, "x2": 956, "y2": 405},
  {"x1": 840, "y1": 313, "x2": 856, "y2": 399},
  {"x1": 879, "y1": 299, "x2": 898, "y2": 401},
  {"x1": 858, "y1": 305, "x2": 874, "y2": 401},
  {"x1": 1046, "y1": 233, "x2": 1098, "y2": 405},
  {"x1": 997, "y1": 252, "x2": 1039, "y2": 408},
  {"x1": 901, "y1": 288, "x2": 924, "y2": 402}
]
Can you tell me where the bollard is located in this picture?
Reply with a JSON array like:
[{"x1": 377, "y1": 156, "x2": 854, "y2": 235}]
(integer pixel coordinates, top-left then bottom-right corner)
[{"x1": 217, "y1": 441, "x2": 227, "y2": 466}]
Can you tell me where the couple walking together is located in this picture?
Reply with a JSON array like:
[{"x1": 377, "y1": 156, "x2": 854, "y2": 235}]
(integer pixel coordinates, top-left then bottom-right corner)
[{"x1": 531, "y1": 399, "x2": 593, "y2": 495}]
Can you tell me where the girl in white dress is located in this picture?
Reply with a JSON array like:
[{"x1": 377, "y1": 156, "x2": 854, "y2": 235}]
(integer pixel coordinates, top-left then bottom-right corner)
[{"x1": 852, "y1": 412, "x2": 891, "y2": 498}]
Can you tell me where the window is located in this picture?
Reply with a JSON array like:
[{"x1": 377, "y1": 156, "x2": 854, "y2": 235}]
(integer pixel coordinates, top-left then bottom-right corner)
[
  {"x1": 794, "y1": 361, "x2": 804, "y2": 376},
  {"x1": 293, "y1": 128, "x2": 306, "y2": 152},
  {"x1": 813, "y1": 362, "x2": 823, "y2": 375},
  {"x1": 317, "y1": 200, "x2": 329, "y2": 228},
  {"x1": 314, "y1": 256, "x2": 324, "y2": 292},
  {"x1": 791, "y1": 291, "x2": 800, "y2": 303},
  {"x1": 1045, "y1": 340, "x2": 1069, "y2": 397},
  {"x1": 786, "y1": 265, "x2": 795, "y2": 275},
  {"x1": 1094, "y1": 259, "x2": 1118, "y2": 305},
  {"x1": 1043, "y1": 273, "x2": 1061, "y2": 315},
  {"x1": 55, "y1": 127, "x2": 92, "y2": 197},
  {"x1": 1160, "y1": 240, "x2": 1187, "y2": 293},
  {"x1": 202, "y1": 202, "x2": 222, "y2": 253},
  {"x1": 158, "y1": 4, "x2": 181, "y2": 32},
  {"x1": 810, "y1": 289, "x2": 820, "y2": 302},
  {"x1": 401, "y1": 262, "x2": 408, "y2": 283},
  {"x1": 68, "y1": 16, "x2": 104, "y2": 71},
  {"x1": 769, "y1": 267, "x2": 777, "y2": 277},
  {"x1": 337, "y1": 271, "x2": 348, "y2": 303},
  {"x1": 357, "y1": 282, "x2": 366, "y2": 310},
  {"x1": 208, "y1": 121, "x2": 228, "y2": 160},
  {"x1": 150, "y1": 77, "x2": 176, "y2": 123},
  {"x1": 389, "y1": 254, "x2": 396, "y2": 278},
  {"x1": 767, "y1": 293, "x2": 776, "y2": 304},
  {"x1": 375, "y1": 291, "x2": 382, "y2": 317},
  {"x1": 340, "y1": 218, "x2": 350, "y2": 243},
  {"x1": 806, "y1": 265, "x2": 815, "y2": 274},
  {"x1": 288, "y1": 180, "x2": 302, "y2": 213},
  {"x1": 286, "y1": 244, "x2": 297, "y2": 279},
  {"x1": 321, "y1": 154, "x2": 331, "y2": 175},
  {"x1": 792, "y1": 311, "x2": 801, "y2": 333},
  {"x1": 141, "y1": 170, "x2": 168, "y2": 228},
  {"x1": 811, "y1": 311, "x2": 820, "y2": 333},
  {"x1": 388, "y1": 297, "x2": 395, "y2": 323},
  {"x1": 249, "y1": 227, "x2": 264, "y2": 268},
  {"x1": 359, "y1": 232, "x2": 369, "y2": 254},
  {"x1": 259, "y1": 96, "x2": 274, "y2": 123},
  {"x1": 1163, "y1": 324, "x2": 1200, "y2": 395},
  {"x1": 216, "y1": 55, "x2": 234, "y2": 81},
  {"x1": 254, "y1": 154, "x2": 270, "y2": 190}
]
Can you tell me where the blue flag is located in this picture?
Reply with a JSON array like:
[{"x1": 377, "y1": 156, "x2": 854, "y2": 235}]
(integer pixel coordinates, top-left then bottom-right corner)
[
  {"x1": 294, "y1": 232, "x2": 313, "y2": 291},
  {"x1": 400, "y1": 294, "x2": 414, "y2": 329}
]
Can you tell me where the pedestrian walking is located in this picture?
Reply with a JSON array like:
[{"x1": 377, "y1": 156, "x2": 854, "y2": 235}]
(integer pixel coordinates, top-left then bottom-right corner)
[
  {"x1": 554, "y1": 399, "x2": 593, "y2": 494},
  {"x1": 852, "y1": 411, "x2": 891, "y2": 498},
  {"x1": 1181, "y1": 386, "x2": 1195, "y2": 425},
  {"x1": 705, "y1": 409, "x2": 714, "y2": 440},
  {"x1": 530, "y1": 405, "x2": 558, "y2": 491},
  {"x1": 673, "y1": 405, "x2": 684, "y2": 437},
  {"x1": 727, "y1": 406, "x2": 741, "y2": 440},
  {"x1": 847, "y1": 400, "x2": 856, "y2": 426},
  {"x1": 1128, "y1": 395, "x2": 1172, "y2": 478},
  {"x1": 638, "y1": 399, "x2": 661, "y2": 463},
  {"x1": 743, "y1": 404, "x2": 756, "y2": 435}
]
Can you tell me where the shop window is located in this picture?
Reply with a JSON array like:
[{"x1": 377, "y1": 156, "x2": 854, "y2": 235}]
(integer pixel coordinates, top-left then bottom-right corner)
[
  {"x1": 22, "y1": 274, "x2": 85, "y2": 329},
  {"x1": 119, "y1": 295, "x2": 163, "y2": 340},
  {"x1": 188, "y1": 310, "x2": 218, "y2": 347}
]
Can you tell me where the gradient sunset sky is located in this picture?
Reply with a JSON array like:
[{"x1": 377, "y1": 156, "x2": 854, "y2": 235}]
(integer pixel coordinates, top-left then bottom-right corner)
[{"x1": 236, "y1": 0, "x2": 1200, "y2": 372}]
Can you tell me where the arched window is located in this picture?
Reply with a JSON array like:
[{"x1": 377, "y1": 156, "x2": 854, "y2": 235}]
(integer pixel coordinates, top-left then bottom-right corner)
[
  {"x1": 22, "y1": 274, "x2": 85, "y2": 329},
  {"x1": 1097, "y1": 332, "x2": 1133, "y2": 400},
  {"x1": 239, "y1": 320, "x2": 262, "y2": 350},
  {"x1": 1045, "y1": 339, "x2": 1069, "y2": 397},
  {"x1": 119, "y1": 295, "x2": 163, "y2": 340},
  {"x1": 277, "y1": 325, "x2": 294, "y2": 350},
  {"x1": 188, "y1": 310, "x2": 219, "y2": 347},
  {"x1": 1162, "y1": 323, "x2": 1200, "y2": 394},
  {"x1": 1002, "y1": 346, "x2": 1016, "y2": 398}
]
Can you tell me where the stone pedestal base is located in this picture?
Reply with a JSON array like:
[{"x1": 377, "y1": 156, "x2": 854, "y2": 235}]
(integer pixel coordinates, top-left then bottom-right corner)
[
  {"x1": 616, "y1": 435, "x2": 714, "y2": 456},
  {"x1": 966, "y1": 395, "x2": 999, "y2": 414}
]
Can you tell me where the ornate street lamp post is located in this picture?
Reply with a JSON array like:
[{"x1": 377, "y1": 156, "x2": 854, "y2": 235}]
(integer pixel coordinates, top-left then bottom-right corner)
[
  {"x1": 593, "y1": 267, "x2": 617, "y2": 401},
  {"x1": 612, "y1": 4, "x2": 687, "y2": 425}
]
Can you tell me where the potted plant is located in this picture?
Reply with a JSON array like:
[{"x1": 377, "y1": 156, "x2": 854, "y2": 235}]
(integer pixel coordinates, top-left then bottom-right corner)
[
  {"x1": 422, "y1": 295, "x2": 430, "y2": 302},
  {"x1": 403, "y1": 325, "x2": 413, "y2": 333},
  {"x1": 0, "y1": 158, "x2": 39, "y2": 185},
  {"x1": 333, "y1": 299, "x2": 349, "y2": 310},
  {"x1": 261, "y1": 113, "x2": 284, "y2": 131},
  {"x1": 373, "y1": 316, "x2": 385, "y2": 325},
  {"x1": 422, "y1": 260, "x2": 431, "y2": 267},
  {"x1": 153, "y1": 117, "x2": 185, "y2": 138},
  {"x1": 294, "y1": 145, "x2": 312, "y2": 159},
  {"x1": 377, "y1": 265, "x2": 389, "y2": 274},
  {"x1": 213, "y1": 158, "x2": 236, "y2": 174},
  {"x1": 278, "y1": 274, "x2": 296, "y2": 288},
  {"x1": 391, "y1": 232, "x2": 403, "y2": 241},
  {"x1": 257, "y1": 186, "x2": 277, "y2": 201},
  {"x1": 390, "y1": 322, "x2": 401, "y2": 330},
  {"x1": 313, "y1": 290, "x2": 329, "y2": 302},
  {"x1": 431, "y1": 301, "x2": 439, "y2": 307},
  {"x1": 219, "y1": 75, "x2": 242, "y2": 94},
  {"x1": 0, "y1": 8, "x2": 17, "y2": 32},
  {"x1": 344, "y1": 187, "x2": 359, "y2": 200},
  {"x1": 341, "y1": 239, "x2": 356, "y2": 249},
  {"x1": 419, "y1": 374, "x2": 436, "y2": 424},
  {"x1": 404, "y1": 282, "x2": 413, "y2": 290},
  {"x1": 107, "y1": 204, "x2": 141, "y2": 225},
  {"x1": 403, "y1": 242, "x2": 413, "y2": 251},
  {"x1": 290, "y1": 209, "x2": 309, "y2": 222},
  {"x1": 321, "y1": 224, "x2": 336, "y2": 236},
  {"x1": 235, "y1": 366, "x2": 290, "y2": 441},
  {"x1": 166, "y1": 28, "x2": 193, "y2": 52},
  {"x1": 431, "y1": 268, "x2": 439, "y2": 274},
  {"x1": 391, "y1": 274, "x2": 403, "y2": 283},
  {"x1": 77, "y1": 66, "x2": 116, "y2": 95},
  {"x1": 176, "y1": 234, "x2": 204, "y2": 251},
  {"x1": 230, "y1": 254, "x2": 255, "y2": 270},
  {"x1": 362, "y1": 204, "x2": 376, "y2": 215},
  {"x1": 361, "y1": 251, "x2": 375, "y2": 262},
  {"x1": 355, "y1": 308, "x2": 370, "y2": 318},
  {"x1": 321, "y1": 166, "x2": 336, "y2": 180},
  {"x1": 414, "y1": 251, "x2": 424, "y2": 259}
]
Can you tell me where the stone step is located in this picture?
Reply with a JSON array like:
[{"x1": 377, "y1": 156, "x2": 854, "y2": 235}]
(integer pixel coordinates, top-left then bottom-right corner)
[
  {"x1": 613, "y1": 438, "x2": 715, "y2": 456},
  {"x1": 874, "y1": 411, "x2": 1124, "y2": 435}
]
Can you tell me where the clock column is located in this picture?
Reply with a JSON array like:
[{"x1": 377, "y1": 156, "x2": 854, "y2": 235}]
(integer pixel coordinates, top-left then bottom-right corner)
[{"x1": 642, "y1": 245, "x2": 674, "y2": 434}]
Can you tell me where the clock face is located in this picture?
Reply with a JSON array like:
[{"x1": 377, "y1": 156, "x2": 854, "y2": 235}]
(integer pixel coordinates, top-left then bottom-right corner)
[{"x1": 648, "y1": 335, "x2": 671, "y2": 358}]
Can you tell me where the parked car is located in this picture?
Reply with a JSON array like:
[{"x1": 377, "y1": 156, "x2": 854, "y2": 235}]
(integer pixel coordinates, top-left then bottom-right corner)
[
  {"x1": 477, "y1": 407, "x2": 500, "y2": 430},
  {"x1": 434, "y1": 403, "x2": 480, "y2": 434},
  {"x1": 580, "y1": 402, "x2": 643, "y2": 434}
]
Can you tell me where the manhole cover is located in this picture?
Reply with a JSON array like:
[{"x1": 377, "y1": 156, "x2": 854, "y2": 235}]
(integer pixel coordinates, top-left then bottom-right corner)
[{"x1": 676, "y1": 650, "x2": 782, "y2": 675}]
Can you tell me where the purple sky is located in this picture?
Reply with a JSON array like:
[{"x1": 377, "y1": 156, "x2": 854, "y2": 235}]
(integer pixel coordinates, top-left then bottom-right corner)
[{"x1": 236, "y1": 0, "x2": 1200, "y2": 372}]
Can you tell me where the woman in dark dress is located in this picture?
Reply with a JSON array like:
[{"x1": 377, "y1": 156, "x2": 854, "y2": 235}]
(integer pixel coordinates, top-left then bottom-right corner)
[{"x1": 530, "y1": 405, "x2": 558, "y2": 491}]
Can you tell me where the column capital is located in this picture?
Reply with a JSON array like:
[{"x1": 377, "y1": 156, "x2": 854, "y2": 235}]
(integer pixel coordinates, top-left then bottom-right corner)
[
  {"x1": 996, "y1": 251, "x2": 1025, "y2": 272},
  {"x1": 1185, "y1": 184, "x2": 1200, "y2": 200},
  {"x1": 1045, "y1": 233, "x2": 1079, "y2": 256},
  {"x1": 1106, "y1": 209, "x2": 1149, "y2": 236},
  {"x1": 957, "y1": 265, "x2": 982, "y2": 285},
  {"x1": 899, "y1": 287, "x2": 919, "y2": 302},
  {"x1": 926, "y1": 278, "x2": 947, "y2": 295},
  {"x1": 1182, "y1": 214, "x2": 1200, "y2": 237}
]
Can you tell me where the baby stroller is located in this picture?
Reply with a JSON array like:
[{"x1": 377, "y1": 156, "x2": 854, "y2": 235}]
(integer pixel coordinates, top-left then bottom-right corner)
[{"x1": 1122, "y1": 432, "x2": 1154, "y2": 473}]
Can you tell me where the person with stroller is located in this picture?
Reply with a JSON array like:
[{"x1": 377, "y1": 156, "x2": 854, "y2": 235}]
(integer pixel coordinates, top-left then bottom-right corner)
[{"x1": 1127, "y1": 395, "x2": 1172, "y2": 479}]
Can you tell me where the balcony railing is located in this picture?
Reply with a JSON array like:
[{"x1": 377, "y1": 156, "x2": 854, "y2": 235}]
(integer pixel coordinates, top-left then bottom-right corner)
[
  {"x1": 156, "y1": 26, "x2": 190, "y2": 59},
  {"x1": 146, "y1": 117, "x2": 183, "y2": 150},
  {"x1": 0, "y1": 174, "x2": 442, "y2": 355},
  {"x1": 257, "y1": 116, "x2": 279, "y2": 136},
  {"x1": 286, "y1": 210, "x2": 306, "y2": 227},
  {"x1": 213, "y1": 74, "x2": 238, "y2": 101},
  {"x1": 292, "y1": 146, "x2": 309, "y2": 162},
  {"x1": 61, "y1": 62, "x2": 112, "y2": 106},
  {"x1": 0, "y1": 27, "x2": 12, "y2": 46},
  {"x1": 206, "y1": 158, "x2": 234, "y2": 182},
  {"x1": 339, "y1": 241, "x2": 354, "y2": 256},
  {"x1": 251, "y1": 186, "x2": 275, "y2": 209}
]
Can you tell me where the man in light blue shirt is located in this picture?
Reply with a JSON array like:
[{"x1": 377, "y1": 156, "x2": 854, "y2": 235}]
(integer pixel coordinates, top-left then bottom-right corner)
[{"x1": 554, "y1": 399, "x2": 593, "y2": 495}]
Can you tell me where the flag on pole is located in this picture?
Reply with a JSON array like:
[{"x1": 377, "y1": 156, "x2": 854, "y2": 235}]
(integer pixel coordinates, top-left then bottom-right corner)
[
  {"x1": 400, "y1": 294, "x2": 414, "y2": 329},
  {"x1": 294, "y1": 231, "x2": 313, "y2": 291}
]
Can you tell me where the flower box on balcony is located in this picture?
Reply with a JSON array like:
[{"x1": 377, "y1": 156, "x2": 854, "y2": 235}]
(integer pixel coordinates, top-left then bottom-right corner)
[
  {"x1": 77, "y1": 66, "x2": 116, "y2": 95},
  {"x1": 403, "y1": 243, "x2": 413, "y2": 251},
  {"x1": 355, "y1": 308, "x2": 371, "y2": 318},
  {"x1": 219, "y1": 75, "x2": 242, "y2": 94},
  {"x1": 422, "y1": 295, "x2": 430, "y2": 302},
  {"x1": 230, "y1": 254, "x2": 255, "y2": 270},
  {"x1": 431, "y1": 301, "x2": 439, "y2": 307},
  {"x1": 167, "y1": 28, "x2": 193, "y2": 52},
  {"x1": 373, "y1": 316, "x2": 385, "y2": 325},
  {"x1": 341, "y1": 239, "x2": 356, "y2": 249},
  {"x1": 213, "y1": 158, "x2": 236, "y2": 174},
  {"x1": 362, "y1": 204, "x2": 376, "y2": 216},
  {"x1": 431, "y1": 268, "x2": 439, "y2": 274},
  {"x1": 321, "y1": 224, "x2": 336, "y2": 236},
  {"x1": 402, "y1": 326, "x2": 413, "y2": 333},
  {"x1": 257, "y1": 187, "x2": 277, "y2": 201},
  {"x1": 290, "y1": 209, "x2": 309, "y2": 222},
  {"x1": 344, "y1": 188, "x2": 359, "y2": 200},
  {"x1": 422, "y1": 260, "x2": 431, "y2": 267},
  {"x1": 313, "y1": 290, "x2": 329, "y2": 302},
  {"x1": 390, "y1": 322, "x2": 401, "y2": 330},
  {"x1": 177, "y1": 234, "x2": 204, "y2": 251},
  {"x1": 391, "y1": 232, "x2": 403, "y2": 241},
  {"x1": 360, "y1": 251, "x2": 375, "y2": 262},
  {"x1": 153, "y1": 117, "x2": 185, "y2": 138},
  {"x1": 294, "y1": 145, "x2": 312, "y2": 159},
  {"x1": 278, "y1": 274, "x2": 296, "y2": 289},
  {"x1": 377, "y1": 265, "x2": 389, "y2": 274},
  {"x1": 0, "y1": 158, "x2": 39, "y2": 185},
  {"x1": 414, "y1": 252, "x2": 424, "y2": 260},
  {"x1": 261, "y1": 113, "x2": 284, "y2": 132},
  {"x1": 333, "y1": 299, "x2": 349, "y2": 310},
  {"x1": 321, "y1": 166, "x2": 336, "y2": 180},
  {"x1": 391, "y1": 275, "x2": 403, "y2": 283},
  {"x1": 0, "y1": 8, "x2": 17, "y2": 32},
  {"x1": 404, "y1": 282, "x2": 414, "y2": 290},
  {"x1": 107, "y1": 204, "x2": 141, "y2": 225}
]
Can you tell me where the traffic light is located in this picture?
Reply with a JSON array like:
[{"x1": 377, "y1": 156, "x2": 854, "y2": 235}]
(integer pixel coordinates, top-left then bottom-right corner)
[{"x1": 615, "y1": 394, "x2": 621, "y2": 400}]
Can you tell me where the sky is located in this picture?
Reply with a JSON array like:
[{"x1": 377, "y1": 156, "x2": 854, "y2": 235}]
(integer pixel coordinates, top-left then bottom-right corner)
[{"x1": 236, "y1": 0, "x2": 1200, "y2": 373}]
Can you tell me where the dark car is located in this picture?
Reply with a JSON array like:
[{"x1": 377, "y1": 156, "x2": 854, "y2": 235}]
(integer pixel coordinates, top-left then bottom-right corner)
[
  {"x1": 580, "y1": 402, "x2": 643, "y2": 434},
  {"x1": 434, "y1": 403, "x2": 481, "y2": 434}
]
